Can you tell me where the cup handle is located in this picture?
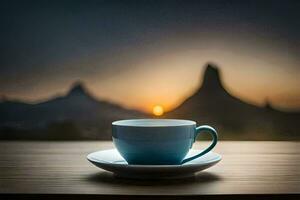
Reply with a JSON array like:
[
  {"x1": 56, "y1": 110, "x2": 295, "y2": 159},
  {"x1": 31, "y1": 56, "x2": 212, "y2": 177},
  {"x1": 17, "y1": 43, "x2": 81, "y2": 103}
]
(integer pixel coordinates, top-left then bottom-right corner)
[{"x1": 181, "y1": 125, "x2": 218, "y2": 164}]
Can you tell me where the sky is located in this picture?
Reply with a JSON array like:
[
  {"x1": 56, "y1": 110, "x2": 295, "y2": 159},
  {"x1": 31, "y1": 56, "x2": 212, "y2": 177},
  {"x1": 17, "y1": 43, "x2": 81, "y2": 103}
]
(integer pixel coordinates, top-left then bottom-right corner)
[{"x1": 0, "y1": 0, "x2": 300, "y2": 113}]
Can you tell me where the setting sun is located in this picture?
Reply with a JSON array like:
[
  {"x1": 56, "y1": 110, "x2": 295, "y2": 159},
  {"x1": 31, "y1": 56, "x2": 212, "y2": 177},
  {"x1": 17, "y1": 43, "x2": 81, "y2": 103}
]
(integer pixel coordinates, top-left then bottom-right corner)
[{"x1": 152, "y1": 105, "x2": 164, "y2": 116}]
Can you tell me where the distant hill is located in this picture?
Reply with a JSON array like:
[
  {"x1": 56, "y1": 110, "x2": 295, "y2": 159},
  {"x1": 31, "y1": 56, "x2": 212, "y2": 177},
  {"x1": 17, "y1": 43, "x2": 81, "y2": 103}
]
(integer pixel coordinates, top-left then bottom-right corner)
[
  {"x1": 165, "y1": 64, "x2": 300, "y2": 140},
  {"x1": 1, "y1": 64, "x2": 299, "y2": 140},
  {"x1": 0, "y1": 81, "x2": 147, "y2": 140}
]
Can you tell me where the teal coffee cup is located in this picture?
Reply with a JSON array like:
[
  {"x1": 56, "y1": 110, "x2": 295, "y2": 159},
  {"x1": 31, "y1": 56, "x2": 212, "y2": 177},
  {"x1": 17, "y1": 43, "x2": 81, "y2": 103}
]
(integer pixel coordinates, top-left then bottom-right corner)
[{"x1": 112, "y1": 119, "x2": 218, "y2": 165}]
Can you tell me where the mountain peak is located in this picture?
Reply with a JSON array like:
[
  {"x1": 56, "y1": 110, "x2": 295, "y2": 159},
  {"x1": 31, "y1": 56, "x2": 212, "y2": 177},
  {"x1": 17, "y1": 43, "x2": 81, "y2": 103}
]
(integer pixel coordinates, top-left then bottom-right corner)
[
  {"x1": 264, "y1": 98, "x2": 276, "y2": 111},
  {"x1": 200, "y1": 63, "x2": 223, "y2": 91},
  {"x1": 67, "y1": 81, "x2": 89, "y2": 96}
]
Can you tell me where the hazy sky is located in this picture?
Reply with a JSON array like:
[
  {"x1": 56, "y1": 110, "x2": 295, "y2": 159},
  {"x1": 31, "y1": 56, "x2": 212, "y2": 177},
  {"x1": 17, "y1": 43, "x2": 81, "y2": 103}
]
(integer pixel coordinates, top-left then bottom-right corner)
[{"x1": 0, "y1": 0, "x2": 300, "y2": 112}]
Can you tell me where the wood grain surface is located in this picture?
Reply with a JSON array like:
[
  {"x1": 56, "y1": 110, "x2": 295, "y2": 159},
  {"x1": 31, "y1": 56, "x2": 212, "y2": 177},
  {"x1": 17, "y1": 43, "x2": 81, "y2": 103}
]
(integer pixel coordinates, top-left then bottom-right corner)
[{"x1": 0, "y1": 141, "x2": 299, "y2": 199}]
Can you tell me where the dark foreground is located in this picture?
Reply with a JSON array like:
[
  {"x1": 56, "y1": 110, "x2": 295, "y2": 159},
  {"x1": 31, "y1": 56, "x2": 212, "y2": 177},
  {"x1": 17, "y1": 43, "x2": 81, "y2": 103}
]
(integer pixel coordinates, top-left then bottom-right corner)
[{"x1": 0, "y1": 141, "x2": 299, "y2": 199}]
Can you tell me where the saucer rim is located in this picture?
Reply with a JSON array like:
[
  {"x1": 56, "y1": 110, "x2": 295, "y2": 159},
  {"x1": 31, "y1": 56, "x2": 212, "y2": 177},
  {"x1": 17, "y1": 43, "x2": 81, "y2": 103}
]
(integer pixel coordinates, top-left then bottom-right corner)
[{"x1": 87, "y1": 148, "x2": 222, "y2": 168}]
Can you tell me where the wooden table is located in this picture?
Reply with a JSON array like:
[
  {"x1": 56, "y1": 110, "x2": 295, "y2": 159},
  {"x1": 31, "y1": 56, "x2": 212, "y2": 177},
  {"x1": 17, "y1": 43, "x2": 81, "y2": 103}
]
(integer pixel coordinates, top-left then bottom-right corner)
[{"x1": 0, "y1": 141, "x2": 299, "y2": 199}]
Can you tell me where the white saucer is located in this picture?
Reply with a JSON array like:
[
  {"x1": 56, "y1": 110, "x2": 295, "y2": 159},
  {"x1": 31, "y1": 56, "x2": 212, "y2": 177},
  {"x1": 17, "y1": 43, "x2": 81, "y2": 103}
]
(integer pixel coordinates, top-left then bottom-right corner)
[{"x1": 87, "y1": 149, "x2": 222, "y2": 179}]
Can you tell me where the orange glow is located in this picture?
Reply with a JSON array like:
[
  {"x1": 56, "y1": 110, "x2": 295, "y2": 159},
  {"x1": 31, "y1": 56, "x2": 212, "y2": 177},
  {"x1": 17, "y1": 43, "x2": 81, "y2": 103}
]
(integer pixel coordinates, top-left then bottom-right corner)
[
  {"x1": 5, "y1": 39, "x2": 300, "y2": 113},
  {"x1": 152, "y1": 105, "x2": 164, "y2": 116}
]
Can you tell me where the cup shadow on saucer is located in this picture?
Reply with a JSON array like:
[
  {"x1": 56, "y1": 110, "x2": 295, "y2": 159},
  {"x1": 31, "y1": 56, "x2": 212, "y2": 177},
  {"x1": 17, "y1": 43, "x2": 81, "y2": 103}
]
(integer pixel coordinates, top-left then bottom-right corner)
[{"x1": 86, "y1": 171, "x2": 222, "y2": 186}]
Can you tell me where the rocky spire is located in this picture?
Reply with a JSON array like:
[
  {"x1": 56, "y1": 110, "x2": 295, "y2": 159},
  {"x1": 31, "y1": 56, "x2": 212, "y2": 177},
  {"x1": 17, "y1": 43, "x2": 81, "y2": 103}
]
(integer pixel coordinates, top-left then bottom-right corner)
[
  {"x1": 200, "y1": 63, "x2": 224, "y2": 92},
  {"x1": 67, "y1": 81, "x2": 89, "y2": 96}
]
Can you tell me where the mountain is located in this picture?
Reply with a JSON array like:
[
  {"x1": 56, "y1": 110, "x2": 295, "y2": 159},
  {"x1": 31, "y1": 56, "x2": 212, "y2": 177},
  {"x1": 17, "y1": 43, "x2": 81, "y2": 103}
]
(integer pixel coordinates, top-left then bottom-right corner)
[
  {"x1": 165, "y1": 64, "x2": 300, "y2": 140},
  {"x1": 0, "y1": 81, "x2": 147, "y2": 140},
  {"x1": 1, "y1": 65, "x2": 299, "y2": 140}
]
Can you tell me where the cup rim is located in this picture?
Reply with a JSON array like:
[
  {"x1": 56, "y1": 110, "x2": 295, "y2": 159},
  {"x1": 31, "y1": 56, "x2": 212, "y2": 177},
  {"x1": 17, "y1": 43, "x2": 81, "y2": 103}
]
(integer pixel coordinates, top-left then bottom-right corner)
[{"x1": 112, "y1": 119, "x2": 196, "y2": 127}]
